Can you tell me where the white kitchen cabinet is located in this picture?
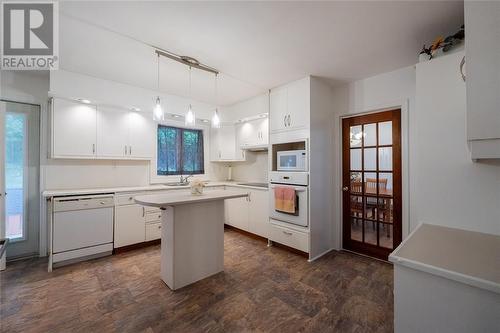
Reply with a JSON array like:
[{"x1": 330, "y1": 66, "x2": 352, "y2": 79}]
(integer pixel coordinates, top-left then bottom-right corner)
[
  {"x1": 128, "y1": 111, "x2": 155, "y2": 159},
  {"x1": 286, "y1": 78, "x2": 310, "y2": 130},
  {"x1": 247, "y1": 190, "x2": 269, "y2": 238},
  {"x1": 225, "y1": 196, "x2": 249, "y2": 231},
  {"x1": 114, "y1": 204, "x2": 146, "y2": 248},
  {"x1": 211, "y1": 124, "x2": 245, "y2": 161},
  {"x1": 225, "y1": 188, "x2": 269, "y2": 238},
  {"x1": 51, "y1": 98, "x2": 153, "y2": 160},
  {"x1": 465, "y1": 1, "x2": 500, "y2": 159},
  {"x1": 269, "y1": 77, "x2": 310, "y2": 134},
  {"x1": 96, "y1": 107, "x2": 130, "y2": 158},
  {"x1": 237, "y1": 117, "x2": 269, "y2": 148},
  {"x1": 269, "y1": 86, "x2": 288, "y2": 133},
  {"x1": 51, "y1": 98, "x2": 97, "y2": 158}
]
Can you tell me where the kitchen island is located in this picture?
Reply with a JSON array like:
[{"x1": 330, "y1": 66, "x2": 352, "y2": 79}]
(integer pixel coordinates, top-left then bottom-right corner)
[{"x1": 135, "y1": 189, "x2": 249, "y2": 290}]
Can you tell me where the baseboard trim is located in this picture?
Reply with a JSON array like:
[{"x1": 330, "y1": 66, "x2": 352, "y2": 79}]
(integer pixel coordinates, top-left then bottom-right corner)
[{"x1": 113, "y1": 239, "x2": 161, "y2": 254}]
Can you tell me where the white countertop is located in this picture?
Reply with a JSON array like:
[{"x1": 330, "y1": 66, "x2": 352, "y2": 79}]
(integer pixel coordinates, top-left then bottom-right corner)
[
  {"x1": 134, "y1": 189, "x2": 249, "y2": 207},
  {"x1": 389, "y1": 223, "x2": 500, "y2": 294},
  {"x1": 42, "y1": 181, "x2": 268, "y2": 197}
]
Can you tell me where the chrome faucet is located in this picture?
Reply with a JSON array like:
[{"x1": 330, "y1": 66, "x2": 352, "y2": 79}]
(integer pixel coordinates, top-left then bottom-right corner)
[{"x1": 179, "y1": 174, "x2": 194, "y2": 184}]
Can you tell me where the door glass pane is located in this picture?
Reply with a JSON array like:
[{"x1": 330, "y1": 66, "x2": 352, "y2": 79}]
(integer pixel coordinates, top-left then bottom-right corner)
[
  {"x1": 350, "y1": 125, "x2": 362, "y2": 148},
  {"x1": 363, "y1": 172, "x2": 377, "y2": 195},
  {"x1": 350, "y1": 149, "x2": 361, "y2": 170},
  {"x1": 363, "y1": 148, "x2": 376, "y2": 171},
  {"x1": 350, "y1": 217, "x2": 362, "y2": 242},
  {"x1": 379, "y1": 147, "x2": 393, "y2": 171},
  {"x1": 364, "y1": 123, "x2": 376, "y2": 146},
  {"x1": 378, "y1": 121, "x2": 392, "y2": 145},
  {"x1": 378, "y1": 198, "x2": 393, "y2": 223},
  {"x1": 365, "y1": 197, "x2": 377, "y2": 220},
  {"x1": 378, "y1": 173, "x2": 393, "y2": 195},
  {"x1": 350, "y1": 172, "x2": 362, "y2": 194},
  {"x1": 5, "y1": 113, "x2": 25, "y2": 240},
  {"x1": 364, "y1": 220, "x2": 377, "y2": 245},
  {"x1": 379, "y1": 222, "x2": 393, "y2": 249}
]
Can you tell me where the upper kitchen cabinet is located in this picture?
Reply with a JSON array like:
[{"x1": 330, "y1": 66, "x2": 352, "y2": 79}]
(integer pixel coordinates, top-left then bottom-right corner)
[
  {"x1": 51, "y1": 98, "x2": 153, "y2": 160},
  {"x1": 465, "y1": 1, "x2": 500, "y2": 159},
  {"x1": 127, "y1": 111, "x2": 155, "y2": 159},
  {"x1": 237, "y1": 117, "x2": 269, "y2": 149},
  {"x1": 270, "y1": 77, "x2": 310, "y2": 134},
  {"x1": 210, "y1": 124, "x2": 245, "y2": 161},
  {"x1": 51, "y1": 98, "x2": 97, "y2": 158},
  {"x1": 96, "y1": 106, "x2": 130, "y2": 158}
]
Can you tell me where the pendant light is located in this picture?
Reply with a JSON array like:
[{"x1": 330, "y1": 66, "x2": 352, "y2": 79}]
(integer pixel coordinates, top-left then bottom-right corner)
[
  {"x1": 153, "y1": 53, "x2": 164, "y2": 121},
  {"x1": 185, "y1": 66, "x2": 195, "y2": 126},
  {"x1": 211, "y1": 73, "x2": 221, "y2": 128}
]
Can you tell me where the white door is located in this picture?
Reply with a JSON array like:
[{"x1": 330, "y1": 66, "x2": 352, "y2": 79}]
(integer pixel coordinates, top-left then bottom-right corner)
[
  {"x1": 2, "y1": 101, "x2": 40, "y2": 259},
  {"x1": 257, "y1": 118, "x2": 269, "y2": 144},
  {"x1": 96, "y1": 107, "x2": 129, "y2": 158},
  {"x1": 114, "y1": 205, "x2": 145, "y2": 248},
  {"x1": 128, "y1": 111, "x2": 154, "y2": 159},
  {"x1": 225, "y1": 197, "x2": 249, "y2": 231},
  {"x1": 248, "y1": 190, "x2": 269, "y2": 238},
  {"x1": 286, "y1": 78, "x2": 310, "y2": 130},
  {"x1": 52, "y1": 98, "x2": 96, "y2": 158},
  {"x1": 269, "y1": 87, "x2": 288, "y2": 133}
]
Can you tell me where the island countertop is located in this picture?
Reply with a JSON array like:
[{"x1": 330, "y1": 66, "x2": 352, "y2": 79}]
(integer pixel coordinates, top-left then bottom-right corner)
[{"x1": 134, "y1": 189, "x2": 249, "y2": 208}]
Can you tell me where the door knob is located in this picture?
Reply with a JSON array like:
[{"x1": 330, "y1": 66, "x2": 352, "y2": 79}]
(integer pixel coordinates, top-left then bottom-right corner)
[{"x1": 342, "y1": 186, "x2": 349, "y2": 192}]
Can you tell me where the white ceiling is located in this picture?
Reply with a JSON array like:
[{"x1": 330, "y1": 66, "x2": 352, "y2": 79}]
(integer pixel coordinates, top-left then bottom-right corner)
[{"x1": 59, "y1": 1, "x2": 464, "y2": 106}]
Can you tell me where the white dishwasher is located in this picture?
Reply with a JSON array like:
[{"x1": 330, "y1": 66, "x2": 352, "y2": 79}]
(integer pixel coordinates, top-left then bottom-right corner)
[{"x1": 52, "y1": 194, "x2": 114, "y2": 267}]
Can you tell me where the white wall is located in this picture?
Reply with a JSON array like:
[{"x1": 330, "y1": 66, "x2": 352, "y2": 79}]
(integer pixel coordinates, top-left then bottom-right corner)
[
  {"x1": 230, "y1": 151, "x2": 269, "y2": 182},
  {"x1": 414, "y1": 51, "x2": 500, "y2": 235},
  {"x1": 332, "y1": 52, "x2": 500, "y2": 239}
]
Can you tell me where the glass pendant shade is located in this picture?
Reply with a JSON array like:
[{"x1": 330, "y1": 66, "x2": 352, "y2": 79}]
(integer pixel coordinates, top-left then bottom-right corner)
[
  {"x1": 211, "y1": 108, "x2": 221, "y2": 128},
  {"x1": 153, "y1": 96, "x2": 164, "y2": 121},
  {"x1": 185, "y1": 104, "x2": 195, "y2": 126}
]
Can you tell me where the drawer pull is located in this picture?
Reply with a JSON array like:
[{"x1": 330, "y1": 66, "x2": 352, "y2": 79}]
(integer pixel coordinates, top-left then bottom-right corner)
[
  {"x1": 158, "y1": 225, "x2": 161, "y2": 229},
  {"x1": 282, "y1": 231, "x2": 293, "y2": 236}
]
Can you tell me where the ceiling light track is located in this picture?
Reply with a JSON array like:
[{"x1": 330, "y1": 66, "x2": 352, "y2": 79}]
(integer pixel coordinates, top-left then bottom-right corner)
[{"x1": 154, "y1": 49, "x2": 219, "y2": 75}]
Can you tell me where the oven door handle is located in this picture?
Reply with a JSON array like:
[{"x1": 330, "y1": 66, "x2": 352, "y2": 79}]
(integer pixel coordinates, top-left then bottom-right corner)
[{"x1": 269, "y1": 185, "x2": 306, "y2": 192}]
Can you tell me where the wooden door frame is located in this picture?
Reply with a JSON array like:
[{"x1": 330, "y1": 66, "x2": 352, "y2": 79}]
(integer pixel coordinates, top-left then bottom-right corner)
[{"x1": 341, "y1": 109, "x2": 402, "y2": 260}]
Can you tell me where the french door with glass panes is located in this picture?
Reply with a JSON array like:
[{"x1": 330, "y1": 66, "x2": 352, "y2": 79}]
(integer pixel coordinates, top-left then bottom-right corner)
[{"x1": 342, "y1": 109, "x2": 401, "y2": 260}]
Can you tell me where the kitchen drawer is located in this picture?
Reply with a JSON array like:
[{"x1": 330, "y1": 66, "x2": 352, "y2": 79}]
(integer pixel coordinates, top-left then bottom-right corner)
[
  {"x1": 145, "y1": 222, "x2": 162, "y2": 241},
  {"x1": 144, "y1": 206, "x2": 161, "y2": 213},
  {"x1": 145, "y1": 211, "x2": 162, "y2": 223},
  {"x1": 268, "y1": 222, "x2": 309, "y2": 253},
  {"x1": 115, "y1": 192, "x2": 145, "y2": 206}
]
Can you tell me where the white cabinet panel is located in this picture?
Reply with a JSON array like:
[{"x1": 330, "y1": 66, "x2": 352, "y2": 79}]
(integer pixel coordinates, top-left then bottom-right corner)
[
  {"x1": 114, "y1": 204, "x2": 146, "y2": 248},
  {"x1": 145, "y1": 222, "x2": 162, "y2": 241},
  {"x1": 248, "y1": 190, "x2": 269, "y2": 238},
  {"x1": 258, "y1": 118, "x2": 269, "y2": 144},
  {"x1": 96, "y1": 107, "x2": 129, "y2": 158},
  {"x1": 270, "y1": 87, "x2": 288, "y2": 133},
  {"x1": 237, "y1": 118, "x2": 269, "y2": 148},
  {"x1": 128, "y1": 111, "x2": 154, "y2": 159},
  {"x1": 287, "y1": 78, "x2": 310, "y2": 130},
  {"x1": 52, "y1": 98, "x2": 96, "y2": 158},
  {"x1": 211, "y1": 124, "x2": 244, "y2": 161},
  {"x1": 225, "y1": 196, "x2": 249, "y2": 231}
]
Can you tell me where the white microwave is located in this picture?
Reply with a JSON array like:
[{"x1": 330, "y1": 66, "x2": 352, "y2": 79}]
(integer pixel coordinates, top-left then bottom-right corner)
[{"x1": 277, "y1": 150, "x2": 307, "y2": 171}]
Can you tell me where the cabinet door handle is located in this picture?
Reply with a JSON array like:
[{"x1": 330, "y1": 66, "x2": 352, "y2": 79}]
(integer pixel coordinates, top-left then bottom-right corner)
[
  {"x1": 129, "y1": 146, "x2": 132, "y2": 155},
  {"x1": 142, "y1": 207, "x2": 145, "y2": 217},
  {"x1": 92, "y1": 144, "x2": 95, "y2": 154},
  {"x1": 287, "y1": 115, "x2": 291, "y2": 126},
  {"x1": 284, "y1": 115, "x2": 287, "y2": 127},
  {"x1": 124, "y1": 145, "x2": 127, "y2": 155},
  {"x1": 283, "y1": 230, "x2": 293, "y2": 236}
]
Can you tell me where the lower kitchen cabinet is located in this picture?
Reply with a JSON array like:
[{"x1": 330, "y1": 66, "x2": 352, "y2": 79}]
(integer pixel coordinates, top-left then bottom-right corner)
[
  {"x1": 225, "y1": 189, "x2": 269, "y2": 238},
  {"x1": 114, "y1": 204, "x2": 146, "y2": 248},
  {"x1": 145, "y1": 222, "x2": 162, "y2": 241}
]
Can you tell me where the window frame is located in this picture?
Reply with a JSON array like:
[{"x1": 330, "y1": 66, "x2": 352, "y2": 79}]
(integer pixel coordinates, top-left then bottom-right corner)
[{"x1": 156, "y1": 124, "x2": 205, "y2": 177}]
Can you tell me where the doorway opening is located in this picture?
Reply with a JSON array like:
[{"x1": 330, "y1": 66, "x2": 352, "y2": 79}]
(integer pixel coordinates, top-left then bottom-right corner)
[{"x1": 1, "y1": 100, "x2": 41, "y2": 260}]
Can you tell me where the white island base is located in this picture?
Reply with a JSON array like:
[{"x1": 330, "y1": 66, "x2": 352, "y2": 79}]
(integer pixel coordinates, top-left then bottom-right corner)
[{"x1": 135, "y1": 189, "x2": 248, "y2": 290}]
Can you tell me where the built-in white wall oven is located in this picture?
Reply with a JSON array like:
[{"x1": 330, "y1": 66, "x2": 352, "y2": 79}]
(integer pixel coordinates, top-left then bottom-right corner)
[
  {"x1": 269, "y1": 172, "x2": 308, "y2": 227},
  {"x1": 277, "y1": 150, "x2": 307, "y2": 171}
]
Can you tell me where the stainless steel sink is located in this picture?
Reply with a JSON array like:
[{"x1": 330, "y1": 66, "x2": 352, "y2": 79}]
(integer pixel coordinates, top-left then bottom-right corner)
[{"x1": 163, "y1": 182, "x2": 190, "y2": 187}]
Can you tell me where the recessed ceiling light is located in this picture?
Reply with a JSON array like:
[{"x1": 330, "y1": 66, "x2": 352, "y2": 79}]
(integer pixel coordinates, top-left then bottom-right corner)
[
  {"x1": 172, "y1": 114, "x2": 181, "y2": 118},
  {"x1": 77, "y1": 98, "x2": 91, "y2": 104},
  {"x1": 131, "y1": 107, "x2": 141, "y2": 112},
  {"x1": 260, "y1": 113, "x2": 268, "y2": 118},
  {"x1": 202, "y1": 119, "x2": 209, "y2": 123}
]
